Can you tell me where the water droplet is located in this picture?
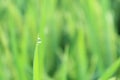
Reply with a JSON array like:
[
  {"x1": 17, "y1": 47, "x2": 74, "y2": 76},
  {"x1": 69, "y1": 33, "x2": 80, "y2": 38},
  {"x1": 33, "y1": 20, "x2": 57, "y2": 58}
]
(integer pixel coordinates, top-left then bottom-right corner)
[{"x1": 37, "y1": 36, "x2": 42, "y2": 44}]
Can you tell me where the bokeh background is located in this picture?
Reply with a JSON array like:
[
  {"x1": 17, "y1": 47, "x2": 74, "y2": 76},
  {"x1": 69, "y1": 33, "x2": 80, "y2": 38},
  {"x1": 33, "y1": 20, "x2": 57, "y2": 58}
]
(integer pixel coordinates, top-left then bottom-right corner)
[{"x1": 0, "y1": 0, "x2": 120, "y2": 80}]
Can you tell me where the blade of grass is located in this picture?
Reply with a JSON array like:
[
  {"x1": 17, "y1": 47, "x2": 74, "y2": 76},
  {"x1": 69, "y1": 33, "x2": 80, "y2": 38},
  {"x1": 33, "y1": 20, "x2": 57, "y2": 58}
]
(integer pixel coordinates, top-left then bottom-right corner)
[
  {"x1": 33, "y1": 35, "x2": 41, "y2": 80},
  {"x1": 7, "y1": 2, "x2": 28, "y2": 80},
  {"x1": 54, "y1": 46, "x2": 69, "y2": 80},
  {"x1": 74, "y1": 27, "x2": 88, "y2": 80},
  {"x1": 0, "y1": 26, "x2": 18, "y2": 80},
  {"x1": 100, "y1": 0, "x2": 117, "y2": 63},
  {"x1": 99, "y1": 58, "x2": 120, "y2": 80}
]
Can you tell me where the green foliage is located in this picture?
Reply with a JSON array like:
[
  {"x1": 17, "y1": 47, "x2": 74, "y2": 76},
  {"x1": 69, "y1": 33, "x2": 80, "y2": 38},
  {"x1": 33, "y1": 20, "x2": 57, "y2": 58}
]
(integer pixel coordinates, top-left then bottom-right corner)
[{"x1": 0, "y1": 0, "x2": 120, "y2": 80}]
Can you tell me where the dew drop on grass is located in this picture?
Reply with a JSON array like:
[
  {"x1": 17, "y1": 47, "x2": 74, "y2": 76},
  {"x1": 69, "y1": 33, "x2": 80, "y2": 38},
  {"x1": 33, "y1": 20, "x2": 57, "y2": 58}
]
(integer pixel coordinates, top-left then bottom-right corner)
[{"x1": 37, "y1": 36, "x2": 42, "y2": 44}]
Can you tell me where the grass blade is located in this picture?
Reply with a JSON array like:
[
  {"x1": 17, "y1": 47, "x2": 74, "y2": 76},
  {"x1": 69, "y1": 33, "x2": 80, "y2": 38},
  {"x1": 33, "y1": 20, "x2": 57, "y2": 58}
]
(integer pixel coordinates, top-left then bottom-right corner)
[
  {"x1": 33, "y1": 35, "x2": 42, "y2": 80},
  {"x1": 99, "y1": 58, "x2": 120, "y2": 80}
]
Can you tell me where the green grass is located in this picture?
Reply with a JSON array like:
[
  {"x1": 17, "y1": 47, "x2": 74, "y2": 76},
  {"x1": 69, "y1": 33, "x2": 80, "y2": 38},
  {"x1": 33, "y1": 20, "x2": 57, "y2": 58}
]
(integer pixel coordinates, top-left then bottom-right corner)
[{"x1": 0, "y1": 0, "x2": 120, "y2": 80}]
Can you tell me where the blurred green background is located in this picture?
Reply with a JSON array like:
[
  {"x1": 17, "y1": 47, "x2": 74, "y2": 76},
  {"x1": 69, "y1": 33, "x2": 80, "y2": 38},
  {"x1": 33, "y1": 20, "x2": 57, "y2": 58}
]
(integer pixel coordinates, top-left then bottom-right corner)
[{"x1": 0, "y1": 0, "x2": 120, "y2": 80}]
